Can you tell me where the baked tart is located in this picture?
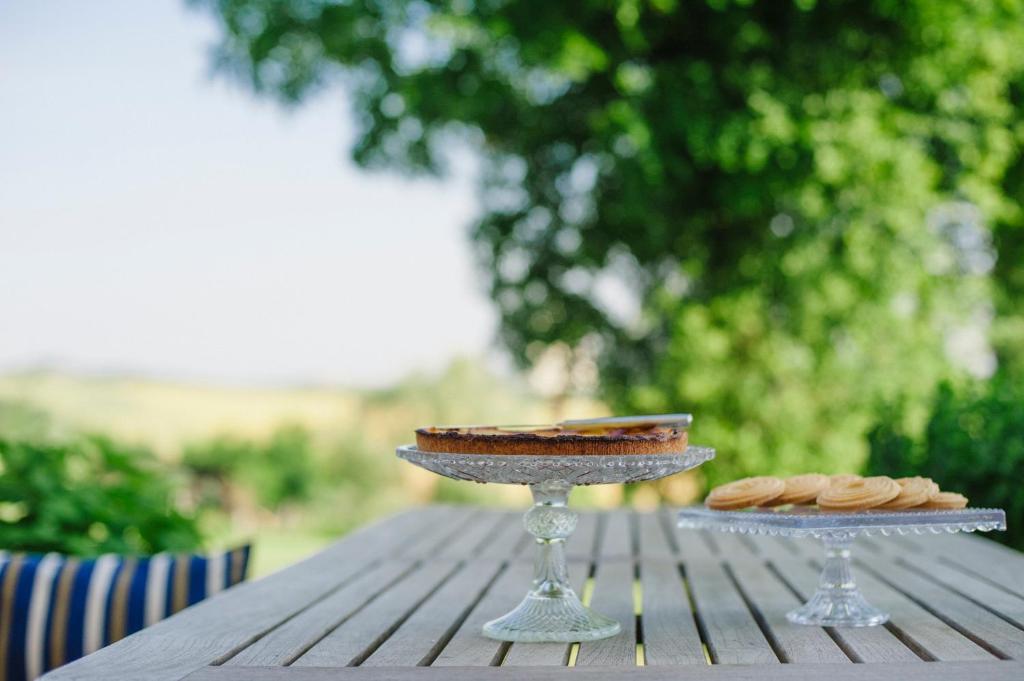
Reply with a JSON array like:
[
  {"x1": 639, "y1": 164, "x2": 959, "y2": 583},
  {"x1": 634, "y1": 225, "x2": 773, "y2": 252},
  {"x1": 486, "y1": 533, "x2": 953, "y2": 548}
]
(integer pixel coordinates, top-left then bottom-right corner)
[{"x1": 415, "y1": 414, "x2": 691, "y2": 456}]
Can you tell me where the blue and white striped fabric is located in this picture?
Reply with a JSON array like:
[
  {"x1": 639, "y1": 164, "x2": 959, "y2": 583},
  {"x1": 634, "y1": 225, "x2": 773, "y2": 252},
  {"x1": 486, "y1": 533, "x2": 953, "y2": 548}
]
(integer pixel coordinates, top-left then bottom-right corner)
[{"x1": 0, "y1": 546, "x2": 251, "y2": 681}]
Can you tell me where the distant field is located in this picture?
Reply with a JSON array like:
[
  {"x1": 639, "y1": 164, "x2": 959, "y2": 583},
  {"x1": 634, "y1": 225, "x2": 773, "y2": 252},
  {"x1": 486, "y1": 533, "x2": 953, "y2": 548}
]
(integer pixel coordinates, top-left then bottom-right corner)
[
  {"x1": 0, "y1": 364, "x2": 606, "y2": 456},
  {"x1": 0, "y1": 370, "x2": 364, "y2": 457}
]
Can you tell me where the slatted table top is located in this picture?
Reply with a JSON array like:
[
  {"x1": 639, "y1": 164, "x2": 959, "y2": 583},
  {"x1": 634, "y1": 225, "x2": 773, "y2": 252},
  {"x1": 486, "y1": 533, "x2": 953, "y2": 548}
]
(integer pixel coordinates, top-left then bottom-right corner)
[{"x1": 43, "y1": 506, "x2": 1024, "y2": 680}]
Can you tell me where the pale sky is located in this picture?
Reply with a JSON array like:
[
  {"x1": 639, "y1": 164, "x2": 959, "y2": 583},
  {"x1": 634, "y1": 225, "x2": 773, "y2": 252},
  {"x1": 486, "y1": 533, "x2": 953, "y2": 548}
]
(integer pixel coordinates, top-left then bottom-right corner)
[{"x1": 0, "y1": 1, "x2": 498, "y2": 386}]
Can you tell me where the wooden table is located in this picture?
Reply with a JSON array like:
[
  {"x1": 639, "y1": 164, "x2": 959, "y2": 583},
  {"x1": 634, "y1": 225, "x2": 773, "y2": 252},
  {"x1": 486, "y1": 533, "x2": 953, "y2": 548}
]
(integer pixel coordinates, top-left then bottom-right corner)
[{"x1": 43, "y1": 506, "x2": 1024, "y2": 680}]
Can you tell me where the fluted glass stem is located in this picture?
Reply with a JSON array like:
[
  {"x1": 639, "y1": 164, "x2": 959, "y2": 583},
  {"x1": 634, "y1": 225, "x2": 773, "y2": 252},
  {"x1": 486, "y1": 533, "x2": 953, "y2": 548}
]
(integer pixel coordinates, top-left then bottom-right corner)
[
  {"x1": 819, "y1": 536, "x2": 856, "y2": 595},
  {"x1": 526, "y1": 480, "x2": 574, "y2": 599},
  {"x1": 481, "y1": 479, "x2": 620, "y2": 642}
]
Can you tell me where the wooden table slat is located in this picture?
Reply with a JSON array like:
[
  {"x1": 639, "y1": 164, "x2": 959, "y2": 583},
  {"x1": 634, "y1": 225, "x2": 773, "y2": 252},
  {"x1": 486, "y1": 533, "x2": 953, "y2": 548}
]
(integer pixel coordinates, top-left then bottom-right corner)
[
  {"x1": 673, "y1": 526, "x2": 717, "y2": 564},
  {"x1": 846, "y1": 564, "x2": 994, "y2": 662},
  {"x1": 362, "y1": 560, "x2": 506, "y2": 666},
  {"x1": 398, "y1": 507, "x2": 480, "y2": 560},
  {"x1": 927, "y1": 538, "x2": 1024, "y2": 600},
  {"x1": 565, "y1": 510, "x2": 599, "y2": 562},
  {"x1": 432, "y1": 563, "x2": 532, "y2": 667},
  {"x1": 597, "y1": 511, "x2": 633, "y2": 561},
  {"x1": 225, "y1": 559, "x2": 415, "y2": 667},
  {"x1": 876, "y1": 533, "x2": 1024, "y2": 599},
  {"x1": 713, "y1": 535, "x2": 850, "y2": 664},
  {"x1": 184, "y1": 661, "x2": 1024, "y2": 680},
  {"x1": 435, "y1": 512, "x2": 514, "y2": 560},
  {"x1": 637, "y1": 559, "x2": 706, "y2": 666},
  {"x1": 684, "y1": 560, "x2": 778, "y2": 665},
  {"x1": 855, "y1": 558, "x2": 1024, "y2": 659},
  {"x1": 476, "y1": 512, "x2": 530, "y2": 561},
  {"x1": 294, "y1": 560, "x2": 460, "y2": 667},
  {"x1": 575, "y1": 560, "x2": 636, "y2": 666},
  {"x1": 636, "y1": 512, "x2": 674, "y2": 560},
  {"x1": 911, "y1": 560, "x2": 1024, "y2": 629},
  {"x1": 906, "y1": 532, "x2": 1019, "y2": 560}
]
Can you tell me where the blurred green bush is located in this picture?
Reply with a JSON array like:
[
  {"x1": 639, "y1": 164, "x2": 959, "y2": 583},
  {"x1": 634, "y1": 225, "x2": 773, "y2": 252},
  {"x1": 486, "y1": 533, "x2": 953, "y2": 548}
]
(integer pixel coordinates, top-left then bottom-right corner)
[
  {"x1": 183, "y1": 424, "x2": 315, "y2": 514},
  {"x1": 866, "y1": 372, "x2": 1024, "y2": 550},
  {"x1": 0, "y1": 437, "x2": 202, "y2": 555}
]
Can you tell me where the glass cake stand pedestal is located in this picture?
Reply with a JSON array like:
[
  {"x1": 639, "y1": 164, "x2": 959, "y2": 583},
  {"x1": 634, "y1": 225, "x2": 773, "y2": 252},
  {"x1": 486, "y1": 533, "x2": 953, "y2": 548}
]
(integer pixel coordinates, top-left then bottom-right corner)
[
  {"x1": 677, "y1": 506, "x2": 1005, "y2": 627},
  {"x1": 397, "y1": 444, "x2": 715, "y2": 642}
]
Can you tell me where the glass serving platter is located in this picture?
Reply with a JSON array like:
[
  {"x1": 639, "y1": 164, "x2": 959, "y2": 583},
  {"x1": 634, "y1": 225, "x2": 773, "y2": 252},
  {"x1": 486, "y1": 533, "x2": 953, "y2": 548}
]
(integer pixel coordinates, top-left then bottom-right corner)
[
  {"x1": 397, "y1": 444, "x2": 715, "y2": 642},
  {"x1": 677, "y1": 506, "x2": 1007, "y2": 627}
]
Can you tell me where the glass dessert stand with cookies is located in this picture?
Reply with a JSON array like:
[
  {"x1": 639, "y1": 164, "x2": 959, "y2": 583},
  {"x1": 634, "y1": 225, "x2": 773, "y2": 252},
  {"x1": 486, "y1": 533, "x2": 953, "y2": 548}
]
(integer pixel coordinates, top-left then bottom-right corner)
[
  {"x1": 397, "y1": 414, "x2": 714, "y2": 643},
  {"x1": 678, "y1": 505, "x2": 1006, "y2": 628}
]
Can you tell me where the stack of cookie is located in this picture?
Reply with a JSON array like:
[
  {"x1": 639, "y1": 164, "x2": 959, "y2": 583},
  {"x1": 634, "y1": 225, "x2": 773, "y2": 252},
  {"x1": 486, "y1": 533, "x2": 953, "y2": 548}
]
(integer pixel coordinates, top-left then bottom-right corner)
[{"x1": 705, "y1": 473, "x2": 969, "y2": 512}]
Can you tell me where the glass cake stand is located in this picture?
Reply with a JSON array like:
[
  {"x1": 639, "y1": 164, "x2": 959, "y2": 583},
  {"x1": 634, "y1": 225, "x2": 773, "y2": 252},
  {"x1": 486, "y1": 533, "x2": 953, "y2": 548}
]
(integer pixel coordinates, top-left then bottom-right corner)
[
  {"x1": 677, "y1": 506, "x2": 1006, "y2": 627},
  {"x1": 397, "y1": 444, "x2": 715, "y2": 642}
]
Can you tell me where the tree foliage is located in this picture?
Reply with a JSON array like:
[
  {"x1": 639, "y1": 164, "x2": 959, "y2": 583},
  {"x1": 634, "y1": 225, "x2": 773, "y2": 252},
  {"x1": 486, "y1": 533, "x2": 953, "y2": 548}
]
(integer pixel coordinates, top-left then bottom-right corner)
[
  {"x1": 0, "y1": 437, "x2": 202, "y2": 555},
  {"x1": 197, "y1": 0, "x2": 1024, "y2": 482},
  {"x1": 867, "y1": 372, "x2": 1024, "y2": 549}
]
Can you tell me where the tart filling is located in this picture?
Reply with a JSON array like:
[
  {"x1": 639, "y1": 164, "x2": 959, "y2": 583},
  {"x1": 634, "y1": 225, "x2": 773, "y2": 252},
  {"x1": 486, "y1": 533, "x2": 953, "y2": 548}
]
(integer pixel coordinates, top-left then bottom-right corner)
[{"x1": 415, "y1": 417, "x2": 689, "y2": 455}]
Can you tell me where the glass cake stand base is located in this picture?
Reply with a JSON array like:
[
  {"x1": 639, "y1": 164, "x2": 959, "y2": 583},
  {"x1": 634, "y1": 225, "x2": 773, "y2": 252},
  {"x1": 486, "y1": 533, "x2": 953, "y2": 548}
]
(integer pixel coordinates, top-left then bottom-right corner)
[
  {"x1": 785, "y1": 535, "x2": 888, "y2": 627},
  {"x1": 678, "y1": 506, "x2": 1006, "y2": 628},
  {"x1": 483, "y1": 585, "x2": 620, "y2": 642},
  {"x1": 482, "y1": 480, "x2": 620, "y2": 642},
  {"x1": 397, "y1": 444, "x2": 715, "y2": 642},
  {"x1": 483, "y1": 595, "x2": 620, "y2": 643}
]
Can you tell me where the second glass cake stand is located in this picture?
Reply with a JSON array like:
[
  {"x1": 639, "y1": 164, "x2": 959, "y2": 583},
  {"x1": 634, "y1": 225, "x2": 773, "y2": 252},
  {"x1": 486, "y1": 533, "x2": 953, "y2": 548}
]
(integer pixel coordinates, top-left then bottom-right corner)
[
  {"x1": 677, "y1": 506, "x2": 1006, "y2": 627},
  {"x1": 397, "y1": 444, "x2": 715, "y2": 642}
]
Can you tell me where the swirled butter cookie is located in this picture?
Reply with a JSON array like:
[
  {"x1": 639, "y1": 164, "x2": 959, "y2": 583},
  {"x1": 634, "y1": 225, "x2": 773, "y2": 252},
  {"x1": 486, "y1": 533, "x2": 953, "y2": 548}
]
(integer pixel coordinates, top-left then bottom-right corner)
[
  {"x1": 817, "y1": 476, "x2": 900, "y2": 511},
  {"x1": 919, "y1": 491, "x2": 968, "y2": 510},
  {"x1": 765, "y1": 473, "x2": 830, "y2": 506},
  {"x1": 829, "y1": 474, "x2": 862, "y2": 488},
  {"x1": 878, "y1": 476, "x2": 938, "y2": 509},
  {"x1": 705, "y1": 476, "x2": 785, "y2": 510}
]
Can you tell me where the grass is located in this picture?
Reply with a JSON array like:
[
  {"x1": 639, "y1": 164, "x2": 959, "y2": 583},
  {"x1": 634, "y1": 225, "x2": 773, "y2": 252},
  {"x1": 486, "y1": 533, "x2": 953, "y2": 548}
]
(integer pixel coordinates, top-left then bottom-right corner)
[{"x1": 238, "y1": 527, "x2": 336, "y2": 578}]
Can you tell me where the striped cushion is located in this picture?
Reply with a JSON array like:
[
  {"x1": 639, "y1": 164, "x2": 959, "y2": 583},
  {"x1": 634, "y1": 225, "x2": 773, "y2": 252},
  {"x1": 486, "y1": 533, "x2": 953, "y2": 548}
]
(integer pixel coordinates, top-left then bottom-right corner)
[{"x1": 0, "y1": 547, "x2": 251, "y2": 681}]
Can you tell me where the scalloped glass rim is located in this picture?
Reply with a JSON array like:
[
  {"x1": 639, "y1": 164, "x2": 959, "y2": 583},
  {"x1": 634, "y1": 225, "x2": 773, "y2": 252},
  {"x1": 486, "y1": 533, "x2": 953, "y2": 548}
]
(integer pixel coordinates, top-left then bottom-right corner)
[
  {"x1": 396, "y1": 444, "x2": 715, "y2": 486},
  {"x1": 677, "y1": 506, "x2": 1006, "y2": 539}
]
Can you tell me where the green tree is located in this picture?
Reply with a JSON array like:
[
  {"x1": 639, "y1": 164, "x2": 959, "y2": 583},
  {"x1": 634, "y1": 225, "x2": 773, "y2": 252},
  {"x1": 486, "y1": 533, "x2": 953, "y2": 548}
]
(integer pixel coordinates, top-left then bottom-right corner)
[{"x1": 197, "y1": 0, "x2": 1024, "y2": 482}]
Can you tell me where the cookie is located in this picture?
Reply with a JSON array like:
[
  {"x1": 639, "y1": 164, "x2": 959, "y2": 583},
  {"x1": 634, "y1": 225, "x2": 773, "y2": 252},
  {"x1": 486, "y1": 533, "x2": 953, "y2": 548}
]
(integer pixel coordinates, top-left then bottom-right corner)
[
  {"x1": 829, "y1": 474, "x2": 862, "y2": 487},
  {"x1": 877, "y1": 476, "x2": 938, "y2": 509},
  {"x1": 765, "y1": 473, "x2": 830, "y2": 506},
  {"x1": 706, "y1": 476, "x2": 785, "y2": 510},
  {"x1": 908, "y1": 477, "x2": 941, "y2": 498},
  {"x1": 817, "y1": 476, "x2": 901, "y2": 511},
  {"x1": 919, "y1": 491, "x2": 968, "y2": 510}
]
